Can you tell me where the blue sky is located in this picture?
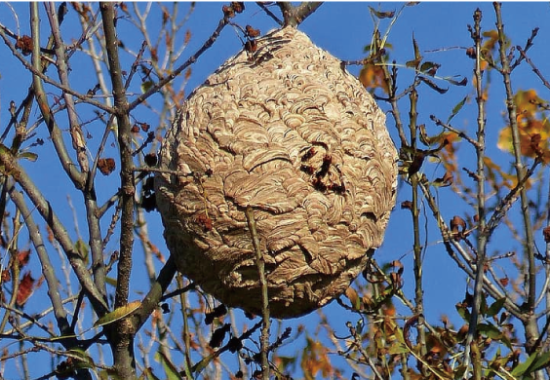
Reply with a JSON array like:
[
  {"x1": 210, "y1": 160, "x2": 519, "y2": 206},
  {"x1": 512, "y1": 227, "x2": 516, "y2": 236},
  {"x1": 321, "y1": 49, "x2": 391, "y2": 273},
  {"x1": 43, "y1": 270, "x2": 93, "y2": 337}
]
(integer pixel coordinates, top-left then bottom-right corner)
[{"x1": 2, "y1": 2, "x2": 550, "y2": 379}]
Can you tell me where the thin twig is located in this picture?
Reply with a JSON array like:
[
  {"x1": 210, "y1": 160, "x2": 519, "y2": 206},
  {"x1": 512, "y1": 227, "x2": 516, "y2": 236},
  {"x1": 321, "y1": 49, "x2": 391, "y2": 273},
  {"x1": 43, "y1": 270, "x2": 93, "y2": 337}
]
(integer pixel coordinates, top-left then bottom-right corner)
[
  {"x1": 0, "y1": 149, "x2": 109, "y2": 315},
  {"x1": 29, "y1": 3, "x2": 87, "y2": 189},
  {"x1": 0, "y1": 21, "x2": 114, "y2": 114},
  {"x1": 256, "y1": 2, "x2": 283, "y2": 25},
  {"x1": 510, "y1": 27, "x2": 539, "y2": 70},
  {"x1": 430, "y1": 115, "x2": 481, "y2": 149},
  {"x1": 8, "y1": 182, "x2": 79, "y2": 347},
  {"x1": 161, "y1": 281, "x2": 196, "y2": 302},
  {"x1": 517, "y1": 46, "x2": 550, "y2": 91},
  {"x1": 128, "y1": 15, "x2": 230, "y2": 111},
  {"x1": 407, "y1": 88, "x2": 428, "y2": 369},
  {"x1": 245, "y1": 207, "x2": 270, "y2": 380},
  {"x1": 463, "y1": 9, "x2": 487, "y2": 377},
  {"x1": 494, "y1": 2, "x2": 537, "y2": 322},
  {"x1": 132, "y1": 255, "x2": 177, "y2": 332}
]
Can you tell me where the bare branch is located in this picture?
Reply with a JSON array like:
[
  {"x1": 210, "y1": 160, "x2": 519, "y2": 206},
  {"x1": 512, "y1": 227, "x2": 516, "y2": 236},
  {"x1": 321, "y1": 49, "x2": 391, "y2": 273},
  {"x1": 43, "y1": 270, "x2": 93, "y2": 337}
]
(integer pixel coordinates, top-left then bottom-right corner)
[
  {"x1": 128, "y1": 14, "x2": 230, "y2": 111},
  {"x1": 44, "y1": 3, "x2": 90, "y2": 174},
  {"x1": 132, "y1": 255, "x2": 177, "y2": 332},
  {"x1": 0, "y1": 149, "x2": 109, "y2": 315},
  {"x1": 277, "y1": 2, "x2": 323, "y2": 27},
  {"x1": 256, "y1": 2, "x2": 283, "y2": 26},
  {"x1": 494, "y1": 3, "x2": 537, "y2": 331},
  {"x1": 8, "y1": 183, "x2": 78, "y2": 345},
  {"x1": 0, "y1": 22, "x2": 115, "y2": 115},
  {"x1": 463, "y1": 9, "x2": 488, "y2": 373},
  {"x1": 29, "y1": 3, "x2": 86, "y2": 189},
  {"x1": 100, "y1": 3, "x2": 137, "y2": 378},
  {"x1": 245, "y1": 207, "x2": 270, "y2": 380},
  {"x1": 517, "y1": 46, "x2": 550, "y2": 91}
]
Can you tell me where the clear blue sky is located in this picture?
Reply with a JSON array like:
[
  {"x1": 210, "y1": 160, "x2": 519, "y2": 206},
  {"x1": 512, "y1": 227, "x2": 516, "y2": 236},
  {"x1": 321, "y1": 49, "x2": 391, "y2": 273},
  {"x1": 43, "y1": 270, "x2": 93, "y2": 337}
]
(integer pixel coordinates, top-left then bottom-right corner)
[{"x1": 1, "y1": 2, "x2": 550, "y2": 379}]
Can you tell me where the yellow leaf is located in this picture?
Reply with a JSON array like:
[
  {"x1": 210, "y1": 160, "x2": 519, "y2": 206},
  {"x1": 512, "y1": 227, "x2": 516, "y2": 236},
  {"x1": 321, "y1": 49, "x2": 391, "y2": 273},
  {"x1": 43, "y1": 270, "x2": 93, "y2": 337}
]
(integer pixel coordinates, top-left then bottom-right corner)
[
  {"x1": 94, "y1": 301, "x2": 141, "y2": 327},
  {"x1": 497, "y1": 126, "x2": 513, "y2": 154},
  {"x1": 359, "y1": 64, "x2": 389, "y2": 94},
  {"x1": 344, "y1": 287, "x2": 360, "y2": 310}
]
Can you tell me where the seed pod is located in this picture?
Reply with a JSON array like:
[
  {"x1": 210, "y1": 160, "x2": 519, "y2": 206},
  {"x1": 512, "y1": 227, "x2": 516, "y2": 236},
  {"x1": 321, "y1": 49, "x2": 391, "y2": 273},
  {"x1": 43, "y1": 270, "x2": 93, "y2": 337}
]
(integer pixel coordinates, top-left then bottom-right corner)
[{"x1": 155, "y1": 27, "x2": 398, "y2": 319}]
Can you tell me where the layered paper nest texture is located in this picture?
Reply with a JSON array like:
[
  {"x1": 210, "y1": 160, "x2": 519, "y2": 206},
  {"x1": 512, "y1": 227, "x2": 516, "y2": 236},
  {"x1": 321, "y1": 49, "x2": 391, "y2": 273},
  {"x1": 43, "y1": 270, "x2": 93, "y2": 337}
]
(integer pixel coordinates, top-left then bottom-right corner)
[{"x1": 155, "y1": 27, "x2": 398, "y2": 318}]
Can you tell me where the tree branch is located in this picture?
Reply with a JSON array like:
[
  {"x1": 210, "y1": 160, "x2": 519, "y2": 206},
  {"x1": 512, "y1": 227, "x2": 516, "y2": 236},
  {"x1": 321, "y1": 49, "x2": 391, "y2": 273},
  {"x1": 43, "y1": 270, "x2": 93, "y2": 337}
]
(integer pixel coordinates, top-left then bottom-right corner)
[
  {"x1": 0, "y1": 21, "x2": 115, "y2": 115},
  {"x1": 245, "y1": 207, "x2": 271, "y2": 379},
  {"x1": 8, "y1": 183, "x2": 73, "y2": 341},
  {"x1": 494, "y1": 2, "x2": 539, "y2": 354},
  {"x1": 100, "y1": 3, "x2": 137, "y2": 378},
  {"x1": 128, "y1": 14, "x2": 230, "y2": 111},
  {"x1": 131, "y1": 255, "x2": 177, "y2": 332},
  {"x1": 463, "y1": 10, "x2": 487, "y2": 374},
  {"x1": 0, "y1": 150, "x2": 109, "y2": 316},
  {"x1": 277, "y1": 2, "x2": 323, "y2": 27},
  {"x1": 29, "y1": 3, "x2": 87, "y2": 190}
]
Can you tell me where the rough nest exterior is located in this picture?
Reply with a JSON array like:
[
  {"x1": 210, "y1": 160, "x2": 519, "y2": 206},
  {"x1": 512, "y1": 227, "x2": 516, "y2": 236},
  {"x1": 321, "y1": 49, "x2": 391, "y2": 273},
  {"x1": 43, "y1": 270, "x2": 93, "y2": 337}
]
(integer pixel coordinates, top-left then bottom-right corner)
[{"x1": 155, "y1": 27, "x2": 398, "y2": 319}]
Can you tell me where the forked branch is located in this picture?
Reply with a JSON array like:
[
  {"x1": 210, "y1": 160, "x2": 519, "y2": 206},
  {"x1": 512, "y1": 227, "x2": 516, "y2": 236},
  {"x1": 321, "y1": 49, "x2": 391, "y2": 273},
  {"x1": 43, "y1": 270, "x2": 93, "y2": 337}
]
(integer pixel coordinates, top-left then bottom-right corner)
[{"x1": 276, "y1": 2, "x2": 323, "y2": 27}]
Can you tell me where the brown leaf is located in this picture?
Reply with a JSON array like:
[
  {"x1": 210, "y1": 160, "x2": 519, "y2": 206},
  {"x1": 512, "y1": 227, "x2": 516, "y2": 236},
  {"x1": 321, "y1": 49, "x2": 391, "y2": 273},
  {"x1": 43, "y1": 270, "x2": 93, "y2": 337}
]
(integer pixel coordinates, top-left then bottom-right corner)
[
  {"x1": 359, "y1": 64, "x2": 389, "y2": 94},
  {"x1": 36, "y1": 275, "x2": 44, "y2": 288},
  {"x1": 1, "y1": 269, "x2": 10, "y2": 283},
  {"x1": 98, "y1": 158, "x2": 116, "y2": 176},
  {"x1": 161, "y1": 6, "x2": 169, "y2": 26},
  {"x1": 433, "y1": 171, "x2": 453, "y2": 187},
  {"x1": 151, "y1": 47, "x2": 158, "y2": 63},
  {"x1": 222, "y1": 5, "x2": 235, "y2": 18},
  {"x1": 17, "y1": 250, "x2": 31, "y2": 267},
  {"x1": 16, "y1": 272, "x2": 35, "y2": 306},
  {"x1": 344, "y1": 287, "x2": 359, "y2": 309},
  {"x1": 139, "y1": 122, "x2": 150, "y2": 132},
  {"x1": 245, "y1": 39, "x2": 257, "y2": 53},
  {"x1": 16, "y1": 35, "x2": 33, "y2": 56},
  {"x1": 245, "y1": 25, "x2": 260, "y2": 38},
  {"x1": 403, "y1": 315, "x2": 419, "y2": 348},
  {"x1": 368, "y1": 6, "x2": 395, "y2": 19},
  {"x1": 390, "y1": 260, "x2": 403, "y2": 269},
  {"x1": 390, "y1": 272, "x2": 403, "y2": 290},
  {"x1": 231, "y1": 2, "x2": 245, "y2": 13},
  {"x1": 46, "y1": 225, "x2": 54, "y2": 243},
  {"x1": 450, "y1": 215, "x2": 466, "y2": 240}
]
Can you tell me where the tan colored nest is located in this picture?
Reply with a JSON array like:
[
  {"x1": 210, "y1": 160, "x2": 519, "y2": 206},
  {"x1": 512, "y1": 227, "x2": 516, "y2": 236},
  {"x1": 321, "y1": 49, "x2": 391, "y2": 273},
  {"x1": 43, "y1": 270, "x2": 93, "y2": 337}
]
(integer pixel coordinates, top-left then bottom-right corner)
[{"x1": 155, "y1": 27, "x2": 398, "y2": 319}]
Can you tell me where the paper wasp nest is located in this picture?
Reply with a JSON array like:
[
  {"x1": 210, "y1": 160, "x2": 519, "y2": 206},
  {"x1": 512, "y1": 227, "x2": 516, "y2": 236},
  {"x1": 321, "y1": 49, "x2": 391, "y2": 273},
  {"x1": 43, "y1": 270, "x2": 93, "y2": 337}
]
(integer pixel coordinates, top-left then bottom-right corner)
[{"x1": 155, "y1": 27, "x2": 398, "y2": 319}]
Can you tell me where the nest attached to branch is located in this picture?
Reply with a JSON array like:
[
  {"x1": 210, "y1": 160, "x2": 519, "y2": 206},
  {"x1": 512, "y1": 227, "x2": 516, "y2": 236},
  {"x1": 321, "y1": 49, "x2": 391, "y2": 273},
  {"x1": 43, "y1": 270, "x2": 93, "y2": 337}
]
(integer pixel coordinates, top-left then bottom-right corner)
[{"x1": 155, "y1": 27, "x2": 398, "y2": 319}]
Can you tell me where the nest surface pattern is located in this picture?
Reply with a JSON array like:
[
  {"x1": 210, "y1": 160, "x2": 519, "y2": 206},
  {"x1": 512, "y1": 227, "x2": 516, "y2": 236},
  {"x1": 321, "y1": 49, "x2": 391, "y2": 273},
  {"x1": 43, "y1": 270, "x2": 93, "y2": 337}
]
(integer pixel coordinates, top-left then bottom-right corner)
[{"x1": 155, "y1": 27, "x2": 398, "y2": 318}]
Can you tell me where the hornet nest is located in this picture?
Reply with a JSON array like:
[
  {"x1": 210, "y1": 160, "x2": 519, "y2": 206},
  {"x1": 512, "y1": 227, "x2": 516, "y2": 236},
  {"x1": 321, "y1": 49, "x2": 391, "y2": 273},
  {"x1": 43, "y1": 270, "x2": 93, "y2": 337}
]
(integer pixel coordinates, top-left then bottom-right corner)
[{"x1": 155, "y1": 27, "x2": 398, "y2": 319}]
